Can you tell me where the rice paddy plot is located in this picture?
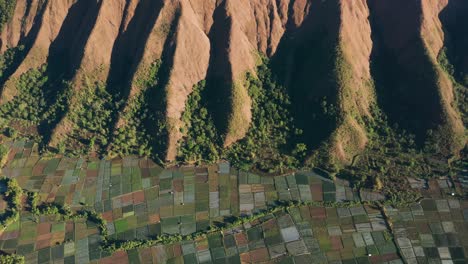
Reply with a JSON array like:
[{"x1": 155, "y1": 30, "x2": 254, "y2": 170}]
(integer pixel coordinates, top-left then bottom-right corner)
[{"x1": 0, "y1": 140, "x2": 466, "y2": 263}]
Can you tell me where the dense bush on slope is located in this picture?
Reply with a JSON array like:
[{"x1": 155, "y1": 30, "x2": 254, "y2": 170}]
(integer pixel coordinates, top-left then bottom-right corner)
[
  {"x1": 0, "y1": 0, "x2": 465, "y2": 175},
  {"x1": 0, "y1": 56, "x2": 463, "y2": 175},
  {"x1": 111, "y1": 93, "x2": 154, "y2": 157},
  {"x1": 110, "y1": 61, "x2": 162, "y2": 157},
  {"x1": 0, "y1": 46, "x2": 22, "y2": 80},
  {"x1": 337, "y1": 106, "x2": 456, "y2": 204},
  {"x1": 438, "y1": 48, "x2": 468, "y2": 126},
  {"x1": 175, "y1": 58, "x2": 306, "y2": 172},
  {"x1": 226, "y1": 58, "x2": 307, "y2": 173},
  {"x1": 283, "y1": 31, "x2": 340, "y2": 153},
  {"x1": 0, "y1": 253, "x2": 24, "y2": 264},
  {"x1": 0, "y1": 66, "x2": 47, "y2": 122},
  {"x1": 66, "y1": 82, "x2": 117, "y2": 155},
  {"x1": 0, "y1": 0, "x2": 16, "y2": 32},
  {"x1": 0, "y1": 177, "x2": 23, "y2": 228},
  {"x1": 0, "y1": 144, "x2": 8, "y2": 164},
  {"x1": 178, "y1": 80, "x2": 221, "y2": 164}
]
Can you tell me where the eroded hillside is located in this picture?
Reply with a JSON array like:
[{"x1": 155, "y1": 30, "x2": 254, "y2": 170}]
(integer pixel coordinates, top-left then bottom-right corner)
[{"x1": 0, "y1": 0, "x2": 466, "y2": 172}]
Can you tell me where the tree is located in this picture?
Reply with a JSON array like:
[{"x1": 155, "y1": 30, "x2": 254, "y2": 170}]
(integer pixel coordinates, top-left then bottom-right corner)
[
  {"x1": 374, "y1": 176, "x2": 383, "y2": 191},
  {"x1": 57, "y1": 141, "x2": 66, "y2": 154},
  {"x1": 0, "y1": 144, "x2": 8, "y2": 166},
  {"x1": 0, "y1": 253, "x2": 25, "y2": 264},
  {"x1": 5, "y1": 127, "x2": 17, "y2": 138},
  {"x1": 0, "y1": 0, "x2": 17, "y2": 32}
]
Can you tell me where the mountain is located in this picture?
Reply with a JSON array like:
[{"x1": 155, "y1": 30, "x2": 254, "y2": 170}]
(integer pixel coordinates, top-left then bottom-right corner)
[{"x1": 0, "y1": 0, "x2": 466, "y2": 172}]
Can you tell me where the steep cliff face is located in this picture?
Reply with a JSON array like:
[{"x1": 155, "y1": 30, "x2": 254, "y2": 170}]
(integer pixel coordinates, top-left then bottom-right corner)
[
  {"x1": 420, "y1": 0, "x2": 464, "y2": 151},
  {"x1": 0, "y1": 0, "x2": 465, "y2": 167},
  {"x1": 330, "y1": 0, "x2": 374, "y2": 162},
  {"x1": 439, "y1": 0, "x2": 468, "y2": 127},
  {"x1": 273, "y1": 0, "x2": 374, "y2": 164},
  {"x1": 1, "y1": 0, "x2": 76, "y2": 102},
  {"x1": 440, "y1": 0, "x2": 468, "y2": 76},
  {"x1": 368, "y1": 0, "x2": 464, "y2": 154},
  {"x1": 47, "y1": 0, "x2": 128, "y2": 147}
]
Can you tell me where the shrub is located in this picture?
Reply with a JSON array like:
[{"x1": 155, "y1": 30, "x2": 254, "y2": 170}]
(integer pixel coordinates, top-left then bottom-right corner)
[
  {"x1": 4, "y1": 127, "x2": 17, "y2": 138},
  {"x1": 0, "y1": 45, "x2": 23, "y2": 80},
  {"x1": 67, "y1": 82, "x2": 116, "y2": 154},
  {"x1": 111, "y1": 60, "x2": 161, "y2": 158},
  {"x1": 226, "y1": 57, "x2": 306, "y2": 173},
  {"x1": 0, "y1": 253, "x2": 24, "y2": 264},
  {"x1": 0, "y1": 66, "x2": 48, "y2": 123},
  {"x1": 0, "y1": 0, "x2": 16, "y2": 32},
  {"x1": 438, "y1": 48, "x2": 468, "y2": 126},
  {"x1": 339, "y1": 106, "x2": 453, "y2": 195},
  {"x1": 0, "y1": 177, "x2": 23, "y2": 228},
  {"x1": 178, "y1": 80, "x2": 220, "y2": 163},
  {"x1": 57, "y1": 141, "x2": 66, "y2": 154},
  {"x1": 111, "y1": 93, "x2": 153, "y2": 157},
  {"x1": 0, "y1": 144, "x2": 8, "y2": 165}
]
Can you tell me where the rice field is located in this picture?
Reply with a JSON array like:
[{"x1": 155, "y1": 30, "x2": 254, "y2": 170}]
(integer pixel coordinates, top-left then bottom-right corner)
[{"x1": 0, "y1": 140, "x2": 466, "y2": 263}]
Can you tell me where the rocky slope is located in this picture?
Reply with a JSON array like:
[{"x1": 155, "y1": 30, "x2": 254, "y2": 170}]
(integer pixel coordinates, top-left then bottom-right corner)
[{"x1": 0, "y1": 0, "x2": 466, "y2": 168}]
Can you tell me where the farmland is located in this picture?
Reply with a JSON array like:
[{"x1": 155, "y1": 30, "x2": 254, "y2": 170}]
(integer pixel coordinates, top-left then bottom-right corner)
[{"x1": 0, "y1": 140, "x2": 467, "y2": 263}]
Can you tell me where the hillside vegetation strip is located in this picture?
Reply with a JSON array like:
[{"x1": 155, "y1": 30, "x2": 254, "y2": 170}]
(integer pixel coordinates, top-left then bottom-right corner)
[
  {"x1": 226, "y1": 58, "x2": 307, "y2": 173},
  {"x1": 0, "y1": 0, "x2": 16, "y2": 32}
]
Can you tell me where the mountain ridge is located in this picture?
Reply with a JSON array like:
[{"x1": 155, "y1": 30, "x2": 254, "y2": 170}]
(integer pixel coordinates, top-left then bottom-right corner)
[{"x1": 0, "y1": 0, "x2": 466, "y2": 171}]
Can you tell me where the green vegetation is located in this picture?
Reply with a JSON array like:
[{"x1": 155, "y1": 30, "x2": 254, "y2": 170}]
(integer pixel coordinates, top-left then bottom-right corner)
[
  {"x1": 26, "y1": 191, "x2": 108, "y2": 238},
  {"x1": 0, "y1": 48, "x2": 460, "y2": 177},
  {"x1": 27, "y1": 192, "x2": 74, "y2": 221},
  {"x1": 0, "y1": 62, "x2": 109, "y2": 155},
  {"x1": 75, "y1": 209, "x2": 108, "y2": 238},
  {"x1": 27, "y1": 191, "x2": 39, "y2": 214},
  {"x1": 356, "y1": 20, "x2": 465, "y2": 202},
  {"x1": 337, "y1": 109, "x2": 443, "y2": 205},
  {"x1": 0, "y1": 58, "x2": 166, "y2": 160},
  {"x1": 0, "y1": 57, "x2": 73, "y2": 148},
  {"x1": 111, "y1": 61, "x2": 162, "y2": 157},
  {"x1": 0, "y1": 177, "x2": 22, "y2": 228},
  {"x1": 0, "y1": 144, "x2": 8, "y2": 166},
  {"x1": 438, "y1": 48, "x2": 468, "y2": 126},
  {"x1": 178, "y1": 80, "x2": 220, "y2": 163},
  {"x1": 177, "y1": 58, "x2": 307, "y2": 170},
  {"x1": 1, "y1": 176, "x2": 361, "y2": 255},
  {"x1": 67, "y1": 82, "x2": 117, "y2": 155},
  {"x1": 382, "y1": 188, "x2": 422, "y2": 207},
  {"x1": 0, "y1": 145, "x2": 6, "y2": 157},
  {"x1": 0, "y1": 66, "x2": 48, "y2": 123},
  {"x1": 0, "y1": 46, "x2": 23, "y2": 80},
  {"x1": 102, "y1": 199, "x2": 360, "y2": 253},
  {"x1": 111, "y1": 94, "x2": 152, "y2": 157},
  {"x1": 0, "y1": 140, "x2": 464, "y2": 263},
  {"x1": 277, "y1": 30, "x2": 341, "y2": 155},
  {"x1": 2, "y1": 127, "x2": 18, "y2": 139},
  {"x1": 0, "y1": 253, "x2": 24, "y2": 264},
  {"x1": 306, "y1": 46, "x2": 366, "y2": 171},
  {"x1": 41, "y1": 81, "x2": 73, "y2": 125},
  {"x1": 10, "y1": 177, "x2": 364, "y2": 255},
  {"x1": 226, "y1": 58, "x2": 306, "y2": 173},
  {"x1": 0, "y1": 57, "x2": 304, "y2": 172},
  {"x1": 134, "y1": 60, "x2": 161, "y2": 91},
  {"x1": 0, "y1": 0, "x2": 16, "y2": 32},
  {"x1": 369, "y1": 13, "x2": 447, "y2": 148},
  {"x1": 439, "y1": 48, "x2": 456, "y2": 77}
]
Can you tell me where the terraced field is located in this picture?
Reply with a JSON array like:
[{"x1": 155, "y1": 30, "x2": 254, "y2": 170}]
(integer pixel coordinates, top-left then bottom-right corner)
[{"x1": 0, "y1": 140, "x2": 467, "y2": 263}]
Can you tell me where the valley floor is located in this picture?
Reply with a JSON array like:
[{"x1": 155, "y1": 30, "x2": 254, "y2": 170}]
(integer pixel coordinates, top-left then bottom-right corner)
[{"x1": 0, "y1": 140, "x2": 467, "y2": 263}]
